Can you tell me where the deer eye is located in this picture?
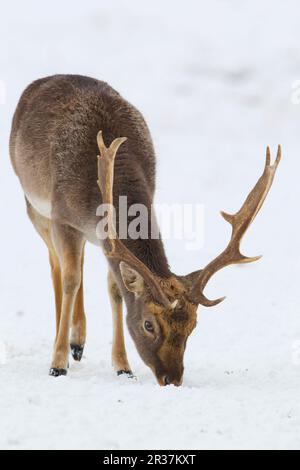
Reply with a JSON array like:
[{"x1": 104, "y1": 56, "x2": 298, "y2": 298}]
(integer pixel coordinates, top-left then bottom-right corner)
[{"x1": 144, "y1": 321, "x2": 154, "y2": 333}]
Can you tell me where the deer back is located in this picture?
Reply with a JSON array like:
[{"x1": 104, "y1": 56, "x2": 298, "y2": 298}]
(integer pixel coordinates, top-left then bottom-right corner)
[{"x1": 10, "y1": 75, "x2": 156, "y2": 238}]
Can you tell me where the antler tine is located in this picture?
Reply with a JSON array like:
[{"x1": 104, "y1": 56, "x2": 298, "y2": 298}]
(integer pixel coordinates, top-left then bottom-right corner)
[
  {"x1": 190, "y1": 146, "x2": 282, "y2": 307},
  {"x1": 97, "y1": 131, "x2": 127, "y2": 243},
  {"x1": 96, "y1": 131, "x2": 173, "y2": 309},
  {"x1": 275, "y1": 144, "x2": 282, "y2": 167},
  {"x1": 97, "y1": 130, "x2": 107, "y2": 155}
]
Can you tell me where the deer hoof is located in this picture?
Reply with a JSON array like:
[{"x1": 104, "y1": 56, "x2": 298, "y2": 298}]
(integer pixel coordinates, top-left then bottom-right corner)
[
  {"x1": 117, "y1": 370, "x2": 135, "y2": 379},
  {"x1": 70, "y1": 344, "x2": 84, "y2": 362},
  {"x1": 49, "y1": 368, "x2": 67, "y2": 377}
]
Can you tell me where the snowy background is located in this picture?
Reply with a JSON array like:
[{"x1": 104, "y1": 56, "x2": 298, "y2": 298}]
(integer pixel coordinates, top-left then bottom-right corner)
[{"x1": 0, "y1": 0, "x2": 299, "y2": 450}]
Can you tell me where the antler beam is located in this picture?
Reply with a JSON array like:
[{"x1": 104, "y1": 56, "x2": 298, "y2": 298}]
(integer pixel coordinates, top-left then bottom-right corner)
[
  {"x1": 97, "y1": 131, "x2": 173, "y2": 309},
  {"x1": 190, "y1": 145, "x2": 282, "y2": 306}
]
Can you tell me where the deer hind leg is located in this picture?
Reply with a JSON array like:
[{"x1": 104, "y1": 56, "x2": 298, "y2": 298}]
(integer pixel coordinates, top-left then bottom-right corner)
[
  {"x1": 49, "y1": 222, "x2": 85, "y2": 377},
  {"x1": 108, "y1": 270, "x2": 132, "y2": 376},
  {"x1": 26, "y1": 199, "x2": 62, "y2": 338},
  {"x1": 70, "y1": 246, "x2": 87, "y2": 362}
]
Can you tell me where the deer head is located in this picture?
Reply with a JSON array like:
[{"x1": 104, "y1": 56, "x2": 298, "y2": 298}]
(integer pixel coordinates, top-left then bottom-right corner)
[{"x1": 97, "y1": 132, "x2": 281, "y2": 386}]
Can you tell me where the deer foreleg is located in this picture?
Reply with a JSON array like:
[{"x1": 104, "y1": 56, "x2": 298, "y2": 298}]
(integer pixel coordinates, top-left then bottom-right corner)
[
  {"x1": 70, "y1": 247, "x2": 87, "y2": 362},
  {"x1": 108, "y1": 270, "x2": 132, "y2": 376}
]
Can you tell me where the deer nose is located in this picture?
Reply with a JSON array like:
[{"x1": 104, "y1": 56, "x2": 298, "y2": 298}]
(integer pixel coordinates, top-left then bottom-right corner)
[
  {"x1": 164, "y1": 375, "x2": 171, "y2": 386},
  {"x1": 162, "y1": 375, "x2": 183, "y2": 387}
]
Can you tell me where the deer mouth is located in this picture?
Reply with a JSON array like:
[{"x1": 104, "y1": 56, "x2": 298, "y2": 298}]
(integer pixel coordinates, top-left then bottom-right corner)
[{"x1": 156, "y1": 374, "x2": 183, "y2": 387}]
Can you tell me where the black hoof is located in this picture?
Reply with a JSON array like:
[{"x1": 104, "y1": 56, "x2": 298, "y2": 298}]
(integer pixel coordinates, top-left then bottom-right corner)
[
  {"x1": 70, "y1": 344, "x2": 84, "y2": 362},
  {"x1": 117, "y1": 370, "x2": 134, "y2": 378},
  {"x1": 49, "y1": 368, "x2": 67, "y2": 377}
]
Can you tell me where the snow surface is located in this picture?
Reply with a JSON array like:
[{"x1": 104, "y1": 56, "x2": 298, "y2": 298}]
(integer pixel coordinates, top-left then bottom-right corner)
[{"x1": 0, "y1": 0, "x2": 300, "y2": 450}]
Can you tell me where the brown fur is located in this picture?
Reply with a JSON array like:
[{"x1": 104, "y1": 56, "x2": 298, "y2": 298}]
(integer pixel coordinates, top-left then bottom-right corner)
[{"x1": 10, "y1": 75, "x2": 170, "y2": 275}]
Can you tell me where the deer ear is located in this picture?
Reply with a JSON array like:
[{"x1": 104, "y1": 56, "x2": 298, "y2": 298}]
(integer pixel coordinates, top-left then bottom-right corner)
[{"x1": 119, "y1": 262, "x2": 145, "y2": 295}]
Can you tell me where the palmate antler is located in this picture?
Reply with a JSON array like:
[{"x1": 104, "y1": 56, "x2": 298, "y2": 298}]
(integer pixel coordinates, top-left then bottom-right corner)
[
  {"x1": 96, "y1": 131, "x2": 173, "y2": 309},
  {"x1": 189, "y1": 145, "x2": 282, "y2": 306}
]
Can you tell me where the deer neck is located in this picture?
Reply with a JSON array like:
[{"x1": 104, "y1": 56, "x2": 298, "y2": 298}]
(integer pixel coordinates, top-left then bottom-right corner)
[{"x1": 123, "y1": 236, "x2": 171, "y2": 279}]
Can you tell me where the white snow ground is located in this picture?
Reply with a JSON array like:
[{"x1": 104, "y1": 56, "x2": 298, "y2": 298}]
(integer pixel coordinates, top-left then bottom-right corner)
[{"x1": 0, "y1": 0, "x2": 300, "y2": 450}]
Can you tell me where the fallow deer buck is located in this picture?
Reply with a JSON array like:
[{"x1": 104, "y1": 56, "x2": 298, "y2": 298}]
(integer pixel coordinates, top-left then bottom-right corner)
[{"x1": 10, "y1": 75, "x2": 281, "y2": 386}]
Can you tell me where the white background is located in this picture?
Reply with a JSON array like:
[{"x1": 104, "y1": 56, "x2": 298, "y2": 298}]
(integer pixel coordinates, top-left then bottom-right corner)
[{"x1": 0, "y1": 0, "x2": 299, "y2": 450}]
